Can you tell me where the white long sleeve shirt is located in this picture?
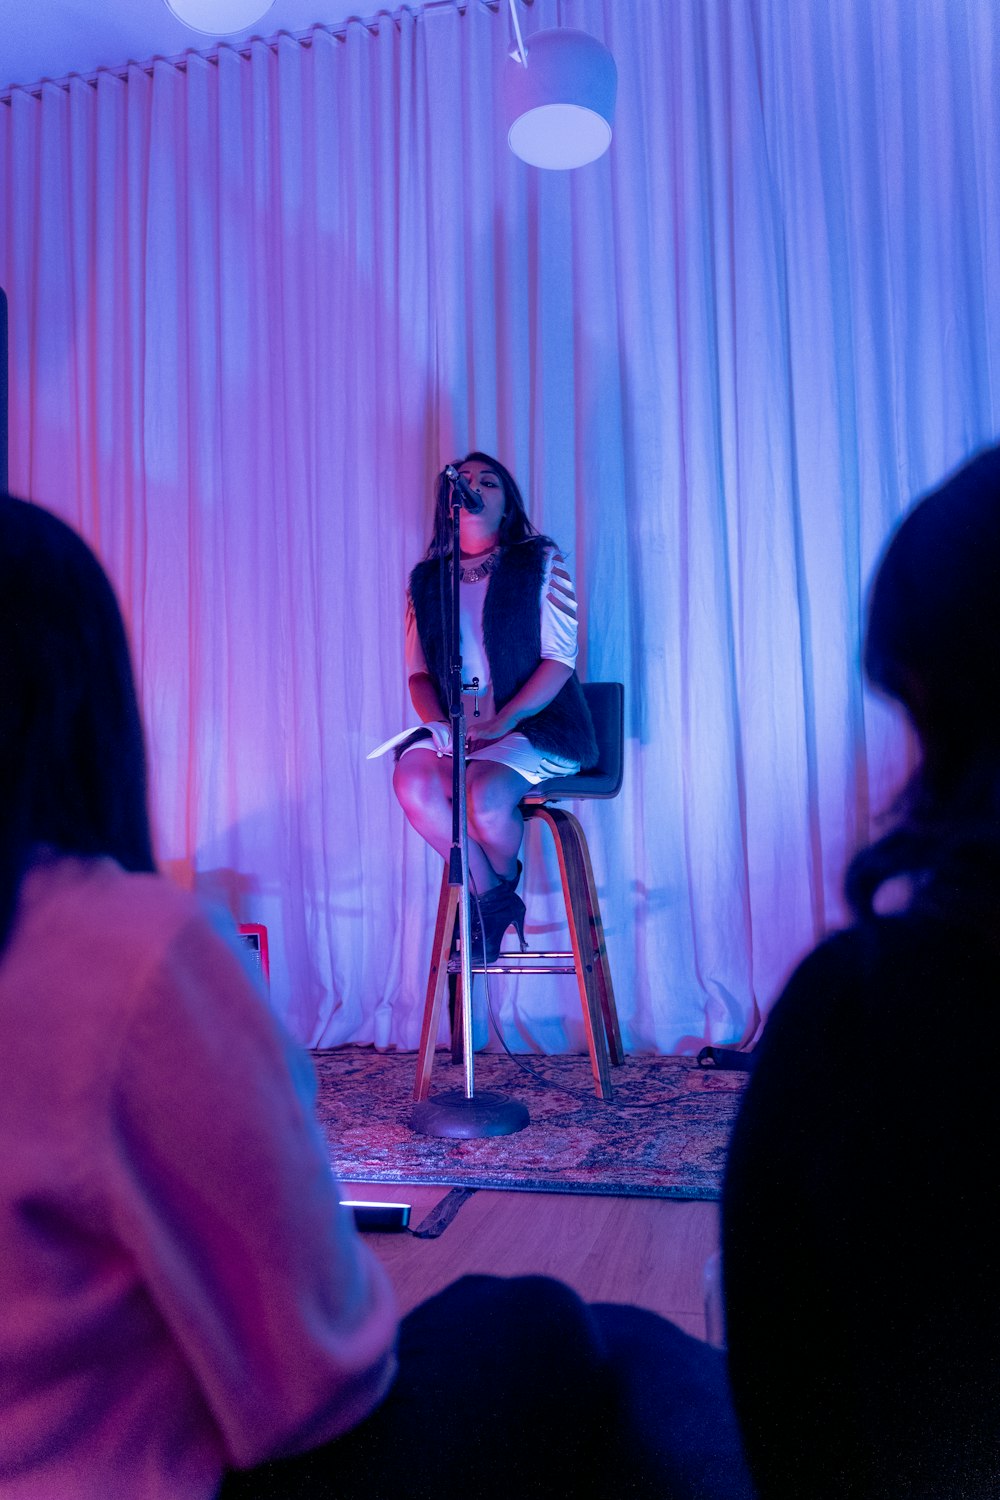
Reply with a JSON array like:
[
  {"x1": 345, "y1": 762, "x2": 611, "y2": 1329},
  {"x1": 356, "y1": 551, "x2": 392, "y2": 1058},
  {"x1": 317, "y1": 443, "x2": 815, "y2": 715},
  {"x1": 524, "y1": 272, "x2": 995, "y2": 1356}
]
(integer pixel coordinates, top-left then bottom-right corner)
[{"x1": 0, "y1": 856, "x2": 398, "y2": 1499}]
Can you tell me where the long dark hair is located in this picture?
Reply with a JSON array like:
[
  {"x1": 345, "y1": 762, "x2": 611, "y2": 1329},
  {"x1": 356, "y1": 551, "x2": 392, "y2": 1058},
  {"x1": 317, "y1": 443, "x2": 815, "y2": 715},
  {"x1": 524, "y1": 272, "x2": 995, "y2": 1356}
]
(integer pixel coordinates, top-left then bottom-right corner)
[
  {"x1": 424, "y1": 451, "x2": 553, "y2": 558},
  {"x1": 0, "y1": 494, "x2": 155, "y2": 953},
  {"x1": 845, "y1": 447, "x2": 1000, "y2": 920}
]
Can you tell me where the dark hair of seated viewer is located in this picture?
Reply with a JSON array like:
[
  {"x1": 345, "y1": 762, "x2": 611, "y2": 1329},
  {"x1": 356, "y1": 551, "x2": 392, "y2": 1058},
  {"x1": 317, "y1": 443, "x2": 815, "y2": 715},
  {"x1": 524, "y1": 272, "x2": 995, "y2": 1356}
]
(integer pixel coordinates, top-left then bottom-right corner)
[
  {"x1": 845, "y1": 444, "x2": 1000, "y2": 920},
  {"x1": 0, "y1": 492, "x2": 155, "y2": 954}
]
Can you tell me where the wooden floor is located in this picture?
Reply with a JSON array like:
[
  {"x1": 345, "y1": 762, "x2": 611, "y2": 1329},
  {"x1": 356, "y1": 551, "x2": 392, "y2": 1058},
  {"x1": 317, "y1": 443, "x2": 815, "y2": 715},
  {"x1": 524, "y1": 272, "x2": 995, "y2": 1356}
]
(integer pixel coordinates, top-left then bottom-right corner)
[{"x1": 341, "y1": 1181, "x2": 719, "y2": 1340}]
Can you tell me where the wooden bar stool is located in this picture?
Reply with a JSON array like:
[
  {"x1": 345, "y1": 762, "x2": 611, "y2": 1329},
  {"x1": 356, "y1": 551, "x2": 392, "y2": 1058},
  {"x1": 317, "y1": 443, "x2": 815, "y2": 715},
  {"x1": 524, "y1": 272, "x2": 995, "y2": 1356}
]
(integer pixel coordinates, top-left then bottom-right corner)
[{"x1": 413, "y1": 682, "x2": 626, "y2": 1101}]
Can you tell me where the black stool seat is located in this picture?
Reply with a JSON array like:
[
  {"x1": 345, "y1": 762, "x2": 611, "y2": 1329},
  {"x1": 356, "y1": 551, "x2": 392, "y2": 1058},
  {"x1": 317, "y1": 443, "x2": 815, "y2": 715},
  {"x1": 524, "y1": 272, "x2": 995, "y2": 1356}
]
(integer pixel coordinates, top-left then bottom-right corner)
[
  {"x1": 413, "y1": 682, "x2": 625, "y2": 1102},
  {"x1": 523, "y1": 680, "x2": 624, "y2": 804}
]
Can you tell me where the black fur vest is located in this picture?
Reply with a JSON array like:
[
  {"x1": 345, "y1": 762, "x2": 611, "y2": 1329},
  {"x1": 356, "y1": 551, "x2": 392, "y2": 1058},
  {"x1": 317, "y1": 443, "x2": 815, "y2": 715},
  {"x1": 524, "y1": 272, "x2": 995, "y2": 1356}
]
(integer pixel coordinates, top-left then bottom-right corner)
[{"x1": 408, "y1": 538, "x2": 598, "y2": 768}]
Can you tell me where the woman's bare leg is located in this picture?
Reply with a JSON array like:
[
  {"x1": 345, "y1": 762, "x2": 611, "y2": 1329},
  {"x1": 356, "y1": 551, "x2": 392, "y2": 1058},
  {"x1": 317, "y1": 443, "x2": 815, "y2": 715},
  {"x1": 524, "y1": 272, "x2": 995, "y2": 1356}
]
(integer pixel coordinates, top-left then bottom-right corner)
[
  {"x1": 465, "y1": 762, "x2": 531, "y2": 884},
  {"x1": 392, "y1": 749, "x2": 498, "y2": 891}
]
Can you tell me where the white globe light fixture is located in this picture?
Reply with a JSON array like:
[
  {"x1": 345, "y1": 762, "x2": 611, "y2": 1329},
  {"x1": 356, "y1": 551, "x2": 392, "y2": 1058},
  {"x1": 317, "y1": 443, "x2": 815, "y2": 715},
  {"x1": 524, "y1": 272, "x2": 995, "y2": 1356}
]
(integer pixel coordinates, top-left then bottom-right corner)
[
  {"x1": 504, "y1": 27, "x2": 617, "y2": 170},
  {"x1": 164, "y1": 0, "x2": 276, "y2": 35}
]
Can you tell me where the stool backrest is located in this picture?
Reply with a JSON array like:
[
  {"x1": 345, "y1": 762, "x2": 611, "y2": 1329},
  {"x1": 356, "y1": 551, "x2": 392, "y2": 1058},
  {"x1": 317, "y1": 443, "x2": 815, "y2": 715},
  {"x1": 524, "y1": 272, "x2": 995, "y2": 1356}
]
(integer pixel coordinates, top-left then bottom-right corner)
[{"x1": 523, "y1": 681, "x2": 624, "y2": 803}]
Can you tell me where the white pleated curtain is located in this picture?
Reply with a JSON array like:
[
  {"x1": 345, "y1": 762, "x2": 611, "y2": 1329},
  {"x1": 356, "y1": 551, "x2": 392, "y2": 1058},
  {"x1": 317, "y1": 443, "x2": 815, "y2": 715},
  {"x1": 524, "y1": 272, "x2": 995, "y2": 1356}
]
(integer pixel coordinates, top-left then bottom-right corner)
[{"x1": 1, "y1": 0, "x2": 998, "y2": 1052}]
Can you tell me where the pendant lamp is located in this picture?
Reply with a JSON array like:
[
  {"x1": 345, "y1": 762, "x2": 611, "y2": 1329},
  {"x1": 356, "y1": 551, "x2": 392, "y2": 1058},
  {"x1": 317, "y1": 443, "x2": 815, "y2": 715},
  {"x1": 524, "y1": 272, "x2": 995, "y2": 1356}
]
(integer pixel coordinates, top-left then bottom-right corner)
[
  {"x1": 163, "y1": 0, "x2": 275, "y2": 34},
  {"x1": 504, "y1": 26, "x2": 617, "y2": 170}
]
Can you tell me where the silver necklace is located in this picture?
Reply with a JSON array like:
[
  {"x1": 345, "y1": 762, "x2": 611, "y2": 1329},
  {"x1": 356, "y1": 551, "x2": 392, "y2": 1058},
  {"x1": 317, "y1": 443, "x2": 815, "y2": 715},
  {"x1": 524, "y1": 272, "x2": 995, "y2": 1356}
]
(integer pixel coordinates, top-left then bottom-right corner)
[{"x1": 459, "y1": 548, "x2": 502, "y2": 584}]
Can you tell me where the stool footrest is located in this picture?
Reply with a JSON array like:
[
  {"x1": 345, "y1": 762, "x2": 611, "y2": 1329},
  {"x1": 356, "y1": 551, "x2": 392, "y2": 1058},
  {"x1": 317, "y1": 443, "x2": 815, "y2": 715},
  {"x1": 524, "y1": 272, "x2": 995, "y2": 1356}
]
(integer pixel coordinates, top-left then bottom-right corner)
[
  {"x1": 450, "y1": 949, "x2": 576, "y2": 963},
  {"x1": 448, "y1": 960, "x2": 579, "y2": 975}
]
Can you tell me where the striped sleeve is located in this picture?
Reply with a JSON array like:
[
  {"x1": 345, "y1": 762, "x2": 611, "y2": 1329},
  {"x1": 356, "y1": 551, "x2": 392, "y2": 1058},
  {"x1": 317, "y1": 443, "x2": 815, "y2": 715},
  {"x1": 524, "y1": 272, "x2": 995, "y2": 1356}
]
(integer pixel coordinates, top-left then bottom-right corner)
[{"x1": 540, "y1": 548, "x2": 579, "y2": 668}]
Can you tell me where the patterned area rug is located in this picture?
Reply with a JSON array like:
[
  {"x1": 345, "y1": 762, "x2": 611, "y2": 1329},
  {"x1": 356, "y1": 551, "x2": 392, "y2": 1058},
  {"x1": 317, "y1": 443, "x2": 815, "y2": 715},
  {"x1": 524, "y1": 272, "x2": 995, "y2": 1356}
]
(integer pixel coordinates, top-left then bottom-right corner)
[{"x1": 312, "y1": 1048, "x2": 750, "y2": 1201}]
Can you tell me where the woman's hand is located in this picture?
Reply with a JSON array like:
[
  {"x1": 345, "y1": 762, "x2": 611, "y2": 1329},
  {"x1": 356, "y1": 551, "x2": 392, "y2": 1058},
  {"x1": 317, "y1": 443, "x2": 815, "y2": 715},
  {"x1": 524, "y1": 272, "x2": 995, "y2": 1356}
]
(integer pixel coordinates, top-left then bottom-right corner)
[
  {"x1": 466, "y1": 713, "x2": 516, "y2": 754},
  {"x1": 465, "y1": 661, "x2": 572, "y2": 754},
  {"x1": 423, "y1": 720, "x2": 451, "y2": 755}
]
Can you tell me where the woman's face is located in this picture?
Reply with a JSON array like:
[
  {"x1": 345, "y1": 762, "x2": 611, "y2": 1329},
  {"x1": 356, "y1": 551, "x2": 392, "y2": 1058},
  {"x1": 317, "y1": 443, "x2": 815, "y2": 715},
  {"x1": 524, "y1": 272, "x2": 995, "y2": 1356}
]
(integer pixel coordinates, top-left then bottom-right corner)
[{"x1": 457, "y1": 461, "x2": 506, "y2": 541}]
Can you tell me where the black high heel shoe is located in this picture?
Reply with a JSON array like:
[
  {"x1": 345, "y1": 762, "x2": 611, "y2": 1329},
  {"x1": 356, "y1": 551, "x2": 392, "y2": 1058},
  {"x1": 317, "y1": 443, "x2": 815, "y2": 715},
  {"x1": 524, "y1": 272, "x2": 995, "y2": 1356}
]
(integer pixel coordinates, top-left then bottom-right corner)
[
  {"x1": 470, "y1": 883, "x2": 528, "y2": 965},
  {"x1": 502, "y1": 891, "x2": 528, "y2": 954}
]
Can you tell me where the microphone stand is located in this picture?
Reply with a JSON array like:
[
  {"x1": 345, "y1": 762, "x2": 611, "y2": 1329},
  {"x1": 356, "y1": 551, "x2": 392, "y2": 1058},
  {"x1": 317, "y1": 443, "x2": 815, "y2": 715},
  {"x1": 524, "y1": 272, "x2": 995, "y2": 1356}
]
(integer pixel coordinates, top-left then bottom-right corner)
[{"x1": 410, "y1": 482, "x2": 529, "y2": 1139}]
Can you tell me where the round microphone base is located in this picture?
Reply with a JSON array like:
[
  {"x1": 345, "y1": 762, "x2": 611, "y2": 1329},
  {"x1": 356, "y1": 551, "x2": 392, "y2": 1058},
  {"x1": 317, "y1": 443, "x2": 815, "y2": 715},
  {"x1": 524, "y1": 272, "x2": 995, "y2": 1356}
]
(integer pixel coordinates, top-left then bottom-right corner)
[{"x1": 410, "y1": 1090, "x2": 530, "y2": 1139}]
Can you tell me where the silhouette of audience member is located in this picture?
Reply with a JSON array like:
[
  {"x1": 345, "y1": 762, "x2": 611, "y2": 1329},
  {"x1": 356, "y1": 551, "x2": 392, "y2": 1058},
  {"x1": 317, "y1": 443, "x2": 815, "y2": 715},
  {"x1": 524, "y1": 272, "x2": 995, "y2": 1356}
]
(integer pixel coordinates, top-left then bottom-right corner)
[
  {"x1": 0, "y1": 490, "x2": 754, "y2": 1500},
  {"x1": 0, "y1": 492, "x2": 399, "y2": 1495},
  {"x1": 722, "y1": 447, "x2": 1000, "y2": 1498}
]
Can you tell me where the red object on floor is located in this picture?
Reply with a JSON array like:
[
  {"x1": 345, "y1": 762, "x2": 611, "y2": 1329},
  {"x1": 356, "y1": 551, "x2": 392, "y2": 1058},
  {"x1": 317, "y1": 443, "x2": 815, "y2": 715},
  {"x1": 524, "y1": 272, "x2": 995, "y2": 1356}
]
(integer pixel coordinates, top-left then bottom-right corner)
[{"x1": 237, "y1": 923, "x2": 270, "y2": 986}]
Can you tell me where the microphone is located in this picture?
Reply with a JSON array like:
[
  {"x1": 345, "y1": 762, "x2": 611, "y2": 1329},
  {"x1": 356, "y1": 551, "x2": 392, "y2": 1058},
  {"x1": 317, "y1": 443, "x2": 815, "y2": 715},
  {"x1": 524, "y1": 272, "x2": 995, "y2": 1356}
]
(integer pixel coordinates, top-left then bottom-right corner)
[{"x1": 444, "y1": 464, "x2": 485, "y2": 514}]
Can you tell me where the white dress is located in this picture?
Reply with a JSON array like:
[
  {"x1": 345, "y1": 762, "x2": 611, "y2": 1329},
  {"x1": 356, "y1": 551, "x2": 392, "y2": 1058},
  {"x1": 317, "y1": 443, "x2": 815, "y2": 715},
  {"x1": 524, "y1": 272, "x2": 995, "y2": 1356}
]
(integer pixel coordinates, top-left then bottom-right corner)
[{"x1": 402, "y1": 545, "x2": 581, "y2": 785}]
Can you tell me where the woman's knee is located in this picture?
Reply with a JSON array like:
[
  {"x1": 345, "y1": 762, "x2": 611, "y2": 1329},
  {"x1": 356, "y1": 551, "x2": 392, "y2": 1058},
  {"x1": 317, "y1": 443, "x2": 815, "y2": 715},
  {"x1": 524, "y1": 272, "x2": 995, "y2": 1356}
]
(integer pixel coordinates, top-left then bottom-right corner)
[
  {"x1": 467, "y1": 798, "x2": 515, "y2": 848},
  {"x1": 467, "y1": 810, "x2": 512, "y2": 858},
  {"x1": 467, "y1": 786, "x2": 522, "y2": 849},
  {"x1": 393, "y1": 756, "x2": 450, "y2": 818}
]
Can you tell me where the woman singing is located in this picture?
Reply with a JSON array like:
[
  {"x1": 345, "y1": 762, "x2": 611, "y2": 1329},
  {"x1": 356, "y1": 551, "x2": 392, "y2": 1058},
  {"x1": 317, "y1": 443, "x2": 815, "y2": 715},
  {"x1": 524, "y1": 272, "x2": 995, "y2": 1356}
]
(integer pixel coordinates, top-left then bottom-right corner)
[{"x1": 393, "y1": 453, "x2": 598, "y2": 962}]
